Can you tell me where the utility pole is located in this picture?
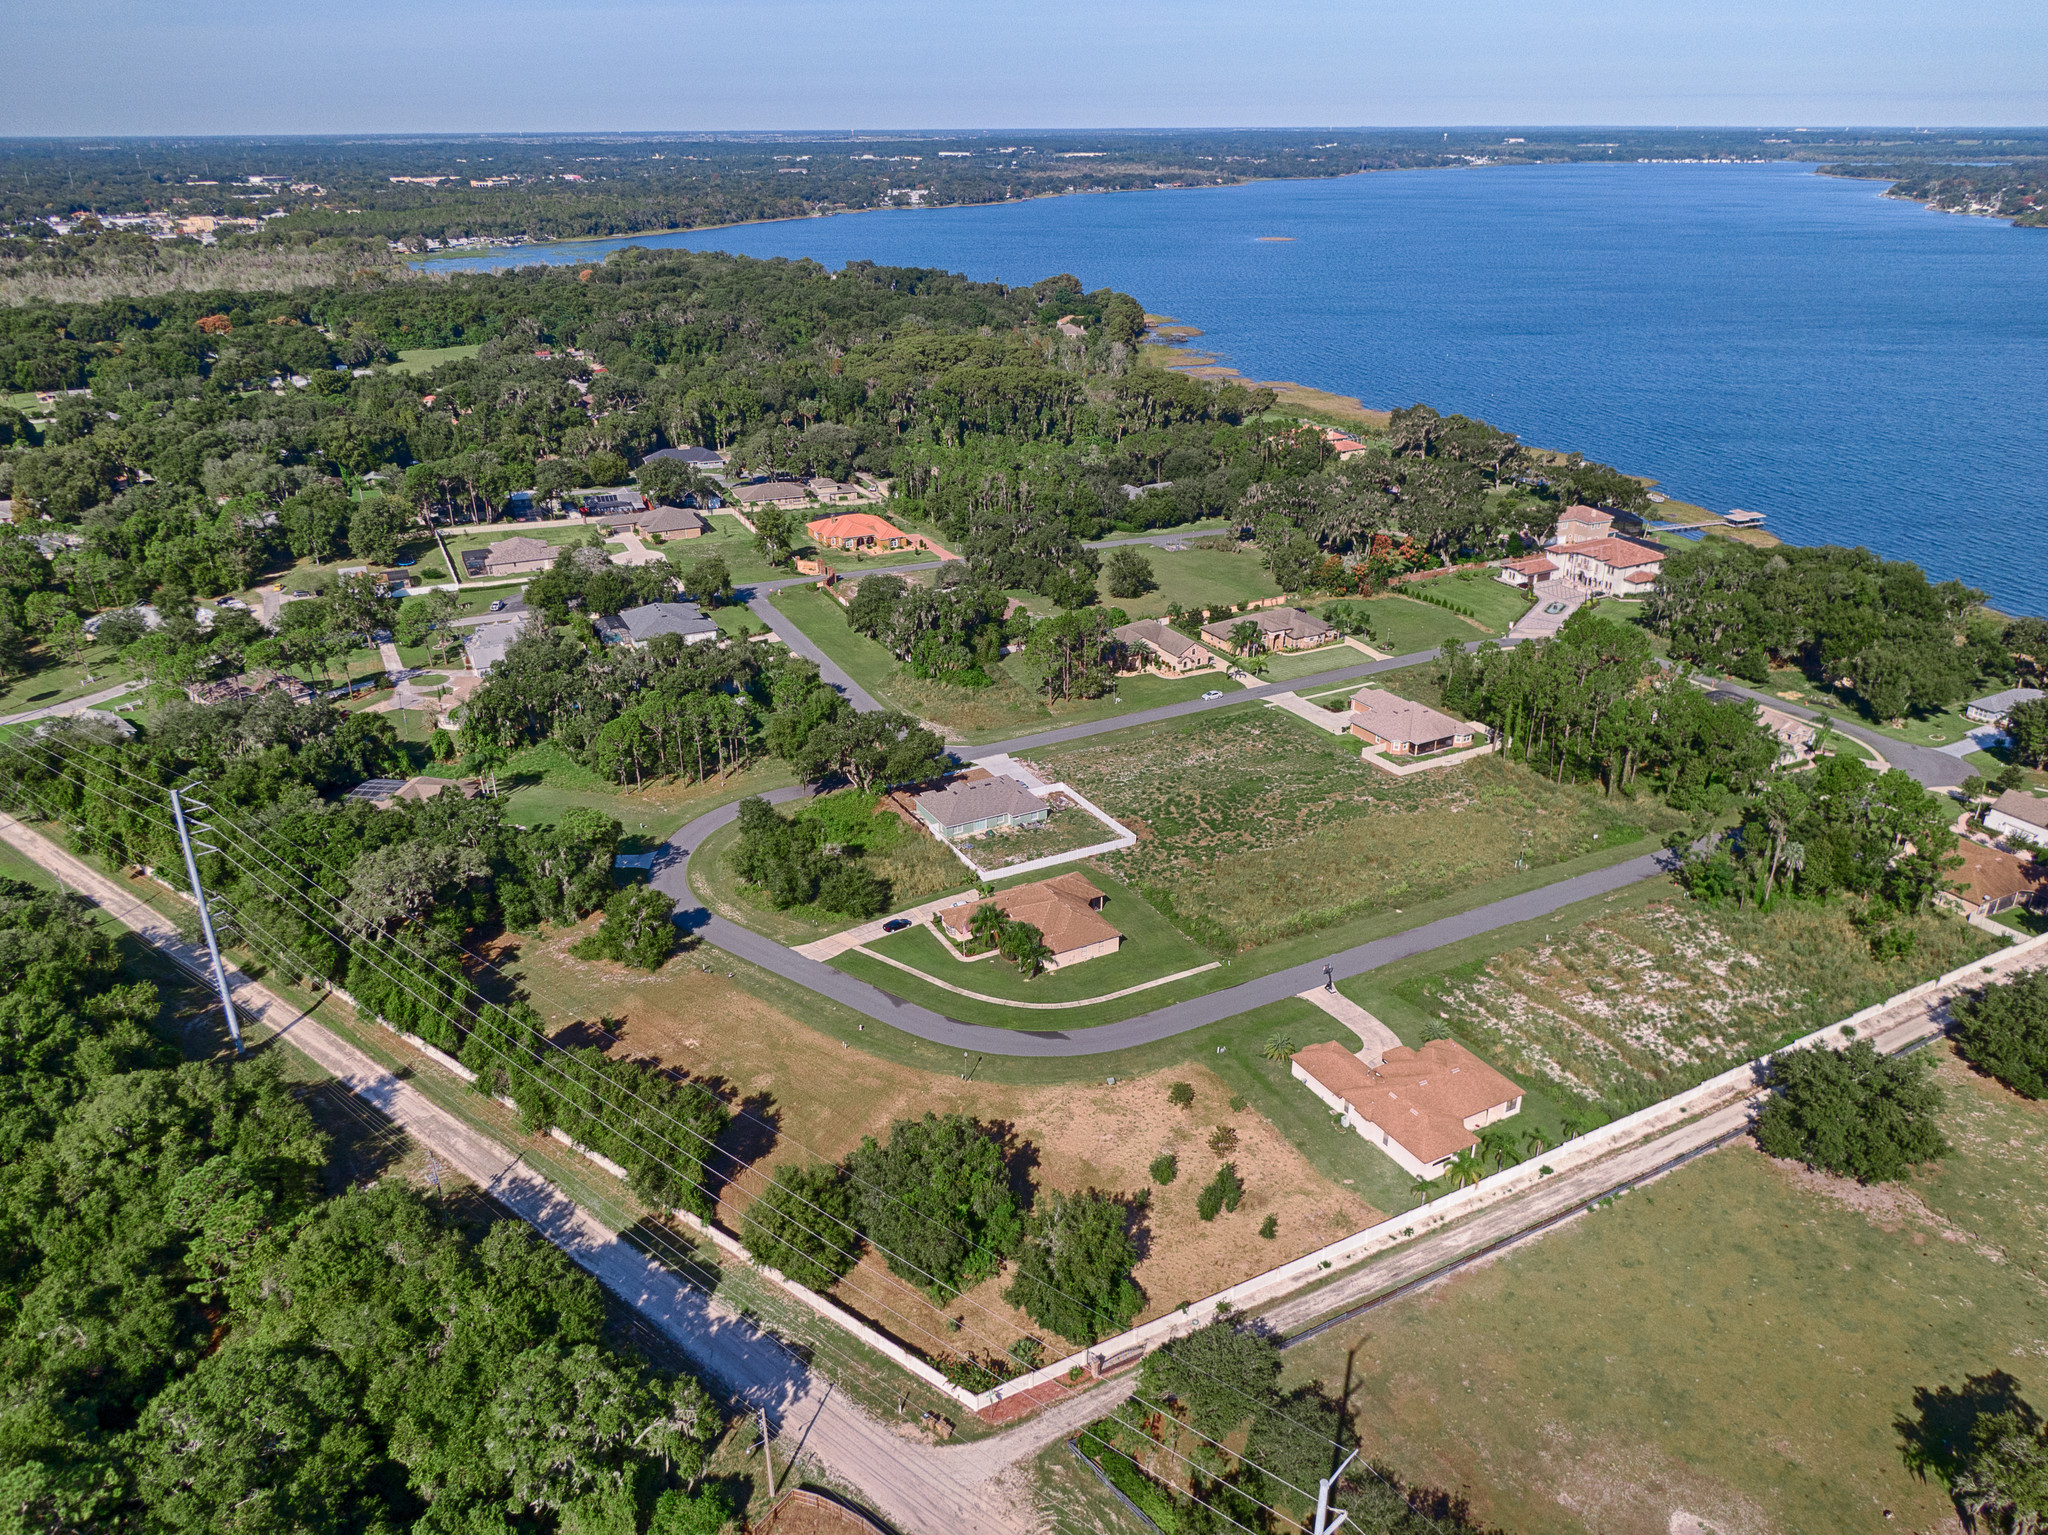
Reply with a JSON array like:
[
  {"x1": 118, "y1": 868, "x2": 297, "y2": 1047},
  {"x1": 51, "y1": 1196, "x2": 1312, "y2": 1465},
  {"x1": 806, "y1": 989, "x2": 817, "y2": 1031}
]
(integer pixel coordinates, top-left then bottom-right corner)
[
  {"x1": 1313, "y1": 1447, "x2": 1357, "y2": 1535},
  {"x1": 170, "y1": 786, "x2": 242, "y2": 1055},
  {"x1": 758, "y1": 1409, "x2": 776, "y2": 1497}
]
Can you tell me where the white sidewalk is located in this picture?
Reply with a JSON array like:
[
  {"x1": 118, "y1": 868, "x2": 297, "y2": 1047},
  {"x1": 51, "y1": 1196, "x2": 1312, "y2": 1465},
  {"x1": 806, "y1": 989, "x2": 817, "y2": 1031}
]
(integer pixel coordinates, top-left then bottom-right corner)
[{"x1": 1297, "y1": 985, "x2": 1403, "y2": 1064}]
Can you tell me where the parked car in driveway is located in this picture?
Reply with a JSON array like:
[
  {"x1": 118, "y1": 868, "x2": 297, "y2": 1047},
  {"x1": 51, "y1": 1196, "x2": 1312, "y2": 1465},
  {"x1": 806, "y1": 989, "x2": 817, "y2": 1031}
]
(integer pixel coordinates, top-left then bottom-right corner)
[{"x1": 488, "y1": 600, "x2": 506, "y2": 612}]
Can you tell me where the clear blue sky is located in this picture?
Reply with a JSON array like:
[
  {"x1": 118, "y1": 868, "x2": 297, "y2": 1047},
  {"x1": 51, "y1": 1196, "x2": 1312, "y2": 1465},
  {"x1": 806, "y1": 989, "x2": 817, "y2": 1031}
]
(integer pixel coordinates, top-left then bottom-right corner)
[{"x1": 10, "y1": 0, "x2": 2044, "y2": 135}]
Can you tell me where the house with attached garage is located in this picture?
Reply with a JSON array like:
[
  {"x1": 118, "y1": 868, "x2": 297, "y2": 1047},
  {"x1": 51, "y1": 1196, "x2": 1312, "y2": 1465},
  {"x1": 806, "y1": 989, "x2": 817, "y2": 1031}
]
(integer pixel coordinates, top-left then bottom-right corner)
[
  {"x1": 602, "y1": 601, "x2": 720, "y2": 648},
  {"x1": 1965, "y1": 687, "x2": 2044, "y2": 726},
  {"x1": 1986, "y1": 789, "x2": 2048, "y2": 849},
  {"x1": 1291, "y1": 1038, "x2": 1524, "y2": 1178},
  {"x1": 937, "y1": 872, "x2": 1123, "y2": 969},
  {"x1": 1199, "y1": 605, "x2": 1334, "y2": 654},
  {"x1": 1545, "y1": 535, "x2": 1667, "y2": 597},
  {"x1": 1113, "y1": 617, "x2": 1218, "y2": 674},
  {"x1": 1346, "y1": 687, "x2": 1481, "y2": 756}
]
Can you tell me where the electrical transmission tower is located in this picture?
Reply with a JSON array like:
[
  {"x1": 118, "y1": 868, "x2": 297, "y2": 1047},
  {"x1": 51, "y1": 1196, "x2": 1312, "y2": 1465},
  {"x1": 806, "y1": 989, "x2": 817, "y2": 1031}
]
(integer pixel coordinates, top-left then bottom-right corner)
[{"x1": 169, "y1": 785, "x2": 243, "y2": 1055}]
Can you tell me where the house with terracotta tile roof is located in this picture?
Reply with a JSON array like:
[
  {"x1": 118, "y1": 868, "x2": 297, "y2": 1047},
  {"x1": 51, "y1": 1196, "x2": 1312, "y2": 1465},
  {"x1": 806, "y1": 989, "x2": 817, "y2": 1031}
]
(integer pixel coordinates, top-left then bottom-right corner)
[
  {"x1": 1346, "y1": 687, "x2": 1481, "y2": 756},
  {"x1": 1495, "y1": 554, "x2": 1557, "y2": 590},
  {"x1": 1291, "y1": 1038, "x2": 1524, "y2": 1177},
  {"x1": 1319, "y1": 426, "x2": 1372, "y2": 460},
  {"x1": 1550, "y1": 504, "x2": 1616, "y2": 545},
  {"x1": 805, "y1": 512, "x2": 948, "y2": 557},
  {"x1": 1547, "y1": 535, "x2": 1667, "y2": 596},
  {"x1": 938, "y1": 872, "x2": 1123, "y2": 969},
  {"x1": 1937, "y1": 836, "x2": 2046, "y2": 920}
]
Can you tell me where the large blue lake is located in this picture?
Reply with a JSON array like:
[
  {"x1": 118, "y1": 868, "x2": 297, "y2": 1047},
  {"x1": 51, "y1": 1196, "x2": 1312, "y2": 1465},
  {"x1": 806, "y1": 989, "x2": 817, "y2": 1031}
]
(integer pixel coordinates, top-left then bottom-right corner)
[{"x1": 427, "y1": 163, "x2": 2048, "y2": 614}]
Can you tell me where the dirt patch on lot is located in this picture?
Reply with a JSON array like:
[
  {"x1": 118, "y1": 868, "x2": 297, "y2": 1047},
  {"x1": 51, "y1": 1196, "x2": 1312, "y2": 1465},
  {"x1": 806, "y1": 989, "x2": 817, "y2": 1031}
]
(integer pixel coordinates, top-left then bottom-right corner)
[{"x1": 513, "y1": 927, "x2": 1379, "y2": 1362}]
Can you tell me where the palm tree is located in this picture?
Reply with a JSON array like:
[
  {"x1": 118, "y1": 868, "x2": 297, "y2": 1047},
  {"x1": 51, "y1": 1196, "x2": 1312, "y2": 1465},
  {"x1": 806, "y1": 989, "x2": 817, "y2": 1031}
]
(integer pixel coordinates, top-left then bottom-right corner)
[
  {"x1": 1260, "y1": 1033, "x2": 1298, "y2": 1062},
  {"x1": 1521, "y1": 1126, "x2": 1549, "y2": 1160},
  {"x1": 1410, "y1": 1175, "x2": 1436, "y2": 1205},
  {"x1": 1228, "y1": 619, "x2": 1263, "y2": 658},
  {"x1": 1446, "y1": 1147, "x2": 1487, "y2": 1190},
  {"x1": 1477, "y1": 1126, "x2": 1523, "y2": 1172}
]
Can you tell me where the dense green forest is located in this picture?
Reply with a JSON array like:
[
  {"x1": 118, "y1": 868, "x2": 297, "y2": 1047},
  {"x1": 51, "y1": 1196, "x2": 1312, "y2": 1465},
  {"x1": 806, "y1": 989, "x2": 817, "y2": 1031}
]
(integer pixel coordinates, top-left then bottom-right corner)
[{"x1": 0, "y1": 873, "x2": 731, "y2": 1535}]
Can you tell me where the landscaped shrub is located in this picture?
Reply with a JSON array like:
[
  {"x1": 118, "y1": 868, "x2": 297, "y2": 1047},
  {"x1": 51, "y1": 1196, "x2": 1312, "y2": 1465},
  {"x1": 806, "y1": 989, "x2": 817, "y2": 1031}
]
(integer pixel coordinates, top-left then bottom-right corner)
[
  {"x1": 1753, "y1": 1040, "x2": 1947, "y2": 1183},
  {"x1": 737, "y1": 1162, "x2": 862, "y2": 1291},
  {"x1": 843, "y1": 1113, "x2": 1023, "y2": 1301},
  {"x1": 1005, "y1": 1188, "x2": 1143, "y2": 1345},
  {"x1": 1259, "y1": 1214, "x2": 1278, "y2": 1240},
  {"x1": 1950, "y1": 970, "x2": 2048, "y2": 1098},
  {"x1": 1207, "y1": 1124, "x2": 1238, "y2": 1155},
  {"x1": 1168, "y1": 1081, "x2": 1195, "y2": 1108},
  {"x1": 1196, "y1": 1162, "x2": 1244, "y2": 1221},
  {"x1": 1149, "y1": 1152, "x2": 1178, "y2": 1185}
]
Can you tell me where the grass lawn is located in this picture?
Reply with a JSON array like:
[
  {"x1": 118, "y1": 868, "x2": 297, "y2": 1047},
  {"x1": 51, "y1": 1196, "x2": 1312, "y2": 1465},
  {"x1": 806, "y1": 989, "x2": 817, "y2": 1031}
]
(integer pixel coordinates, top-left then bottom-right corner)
[
  {"x1": 1400, "y1": 570, "x2": 1535, "y2": 632},
  {"x1": 1031, "y1": 708, "x2": 1684, "y2": 952},
  {"x1": 1748, "y1": 664, "x2": 1993, "y2": 751},
  {"x1": 441, "y1": 526, "x2": 592, "y2": 561},
  {"x1": 1097, "y1": 546, "x2": 1281, "y2": 620},
  {"x1": 1242, "y1": 644, "x2": 1361, "y2": 683},
  {"x1": 1280, "y1": 1048, "x2": 2048, "y2": 1535},
  {"x1": 387, "y1": 344, "x2": 483, "y2": 375},
  {"x1": 669, "y1": 521, "x2": 794, "y2": 587},
  {"x1": 769, "y1": 585, "x2": 1222, "y2": 742},
  {"x1": 1337, "y1": 592, "x2": 1501, "y2": 655},
  {"x1": 845, "y1": 866, "x2": 1216, "y2": 1008},
  {"x1": 0, "y1": 643, "x2": 144, "y2": 717},
  {"x1": 1346, "y1": 878, "x2": 1997, "y2": 1116},
  {"x1": 466, "y1": 740, "x2": 799, "y2": 848}
]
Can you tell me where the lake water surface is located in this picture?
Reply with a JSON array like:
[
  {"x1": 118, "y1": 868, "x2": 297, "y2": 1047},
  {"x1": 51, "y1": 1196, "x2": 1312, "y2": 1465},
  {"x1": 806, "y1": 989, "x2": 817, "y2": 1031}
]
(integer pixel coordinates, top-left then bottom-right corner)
[{"x1": 427, "y1": 163, "x2": 2048, "y2": 614}]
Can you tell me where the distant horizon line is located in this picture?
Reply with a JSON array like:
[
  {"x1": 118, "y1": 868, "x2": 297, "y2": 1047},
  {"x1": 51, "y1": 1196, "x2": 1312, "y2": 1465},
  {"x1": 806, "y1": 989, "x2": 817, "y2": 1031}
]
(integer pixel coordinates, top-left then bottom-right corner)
[{"x1": 3, "y1": 124, "x2": 2044, "y2": 143}]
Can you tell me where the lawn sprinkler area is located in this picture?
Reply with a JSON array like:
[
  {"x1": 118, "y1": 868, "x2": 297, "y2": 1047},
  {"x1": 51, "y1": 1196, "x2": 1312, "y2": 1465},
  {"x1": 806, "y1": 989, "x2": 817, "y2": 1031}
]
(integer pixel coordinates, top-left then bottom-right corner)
[
  {"x1": 1277, "y1": 1048, "x2": 2048, "y2": 1535},
  {"x1": 1037, "y1": 707, "x2": 1683, "y2": 953}
]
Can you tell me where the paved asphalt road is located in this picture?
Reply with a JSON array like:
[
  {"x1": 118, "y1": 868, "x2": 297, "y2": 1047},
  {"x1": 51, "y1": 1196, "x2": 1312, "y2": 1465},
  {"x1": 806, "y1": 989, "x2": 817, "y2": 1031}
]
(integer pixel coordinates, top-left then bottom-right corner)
[{"x1": 1709, "y1": 676, "x2": 1967, "y2": 789}]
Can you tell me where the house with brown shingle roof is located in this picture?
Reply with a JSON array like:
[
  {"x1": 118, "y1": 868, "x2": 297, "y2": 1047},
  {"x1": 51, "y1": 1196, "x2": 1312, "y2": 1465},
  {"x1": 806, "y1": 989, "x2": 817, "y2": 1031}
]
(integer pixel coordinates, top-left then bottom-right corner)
[
  {"x1": 1346, "y1": 687, "x2": 1480, "y2": 756},
  {"x1": 1199, "y1": 605, "x2": 1335, "y2": 654},
  {"x1": 1292, "y1": 1038, "x2": 1523, "y2": 1177},
  {"x1": 1113, "y1": 618, "x2": 1217, "y2": 674},
  {"x1": 938, "y1": 872, "x2": 1123, "y2": 969},
  {"x1": 1937, "y1": 836, "x2": 2046, "y2": 919}
]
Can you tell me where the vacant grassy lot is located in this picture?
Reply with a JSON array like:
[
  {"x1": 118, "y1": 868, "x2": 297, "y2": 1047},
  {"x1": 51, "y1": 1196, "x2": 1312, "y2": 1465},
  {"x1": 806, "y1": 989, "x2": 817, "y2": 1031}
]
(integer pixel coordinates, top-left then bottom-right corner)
[
  {"x1": 1095, "y1": 546, "x2": 1282, "y2": 620},
  {"x1": 388, "y1": 343, "x2": 483, "y2": 375},
  {"x1": 0, "y1": 641, "x2": 144, "y2": 717},
  {"x1": 1342, "y1": 591, "x2": 1502, "y2": 655},
  {"x1": 668, "y1": 519, "x2": 796, "y2": 587},
  {"x1": 1282, "y1": 1050, "x2": 2048, "y2": 1535},
  {"x1": 1391, "y1": 895, "x2": 2000, "y2": 1111},
  {"x1": 770, "y1": 585, "x2": 1220, "y2": 742},
  {"x1": 1033, "y1": 712, "x2": 1681, "y2": 951}
]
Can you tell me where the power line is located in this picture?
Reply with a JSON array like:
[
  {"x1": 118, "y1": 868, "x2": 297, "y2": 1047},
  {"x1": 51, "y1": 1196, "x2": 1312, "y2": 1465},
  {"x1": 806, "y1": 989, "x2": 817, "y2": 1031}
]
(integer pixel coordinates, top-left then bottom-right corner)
[{"x1": 5, "y1": 739, "x2": 1435, "y2": 1528}]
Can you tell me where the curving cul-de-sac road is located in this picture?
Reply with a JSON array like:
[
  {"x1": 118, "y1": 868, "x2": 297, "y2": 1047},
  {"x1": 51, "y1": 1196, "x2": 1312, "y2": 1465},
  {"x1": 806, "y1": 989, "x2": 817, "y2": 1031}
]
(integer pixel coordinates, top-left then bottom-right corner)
[{"x1": 657, "y1": 580, "x2": 1954, "y2": 1059}]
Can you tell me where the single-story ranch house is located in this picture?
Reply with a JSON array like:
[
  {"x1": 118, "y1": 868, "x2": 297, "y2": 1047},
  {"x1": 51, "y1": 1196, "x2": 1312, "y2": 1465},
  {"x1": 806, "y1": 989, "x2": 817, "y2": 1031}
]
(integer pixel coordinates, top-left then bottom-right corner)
[
  {"x1": 938, "y1": 872, "x2": 1123, "y2": 969},
  {"x1": 1986, "y1": 789, "x2": 2048, "y2": 849},
  {"x1": 464, "y1": 536, "x2": 563, "y2": 578},
  {"x1": 1546, "y1": 536, "x2": 1667, "y2": 596},
  {"x1": 911, "y1": 773, "x2": 1048, "y2": 842},
  {"x1": 1966, "y1": 687, "x2": 2044, "y2": 725},
  {"x1": 805, "y1": 513, "x2": 944, "y2": 555},
  {"x1": 1113, "y1": 617, "x2": 1217, "y2": 674},
  {"x1": 1199, "y1": 605, "x2": 1335, "y2": 654},
  {"x1": 1936, "y1": 836, "x2": 2046, "y2": 920},
  {"x1": 1292, "y1": 1038, "x2": 1525, "y2": 1178},
  {"x1": 603, "y1": 601, "x2": 720, "y2": 648},
  {"x1": 728, "y1": 481, "x2": 811, "y2": 509},
  {"x1": 641, "y1": 445, "x2": 727, "y2": 471},
  {"x1": 1347, "y1": 687, "x2": 1481, "y2": 756},
  {"x1": 346, "y1": 776, "x2": 483, "y2": 809}
]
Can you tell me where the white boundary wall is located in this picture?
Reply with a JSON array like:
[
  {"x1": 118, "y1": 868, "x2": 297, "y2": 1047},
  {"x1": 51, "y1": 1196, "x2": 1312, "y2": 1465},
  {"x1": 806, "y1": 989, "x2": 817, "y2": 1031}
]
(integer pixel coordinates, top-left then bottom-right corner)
[{"x1": 307, "y1": 900, "x2": 2048, "y2": 1421}]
